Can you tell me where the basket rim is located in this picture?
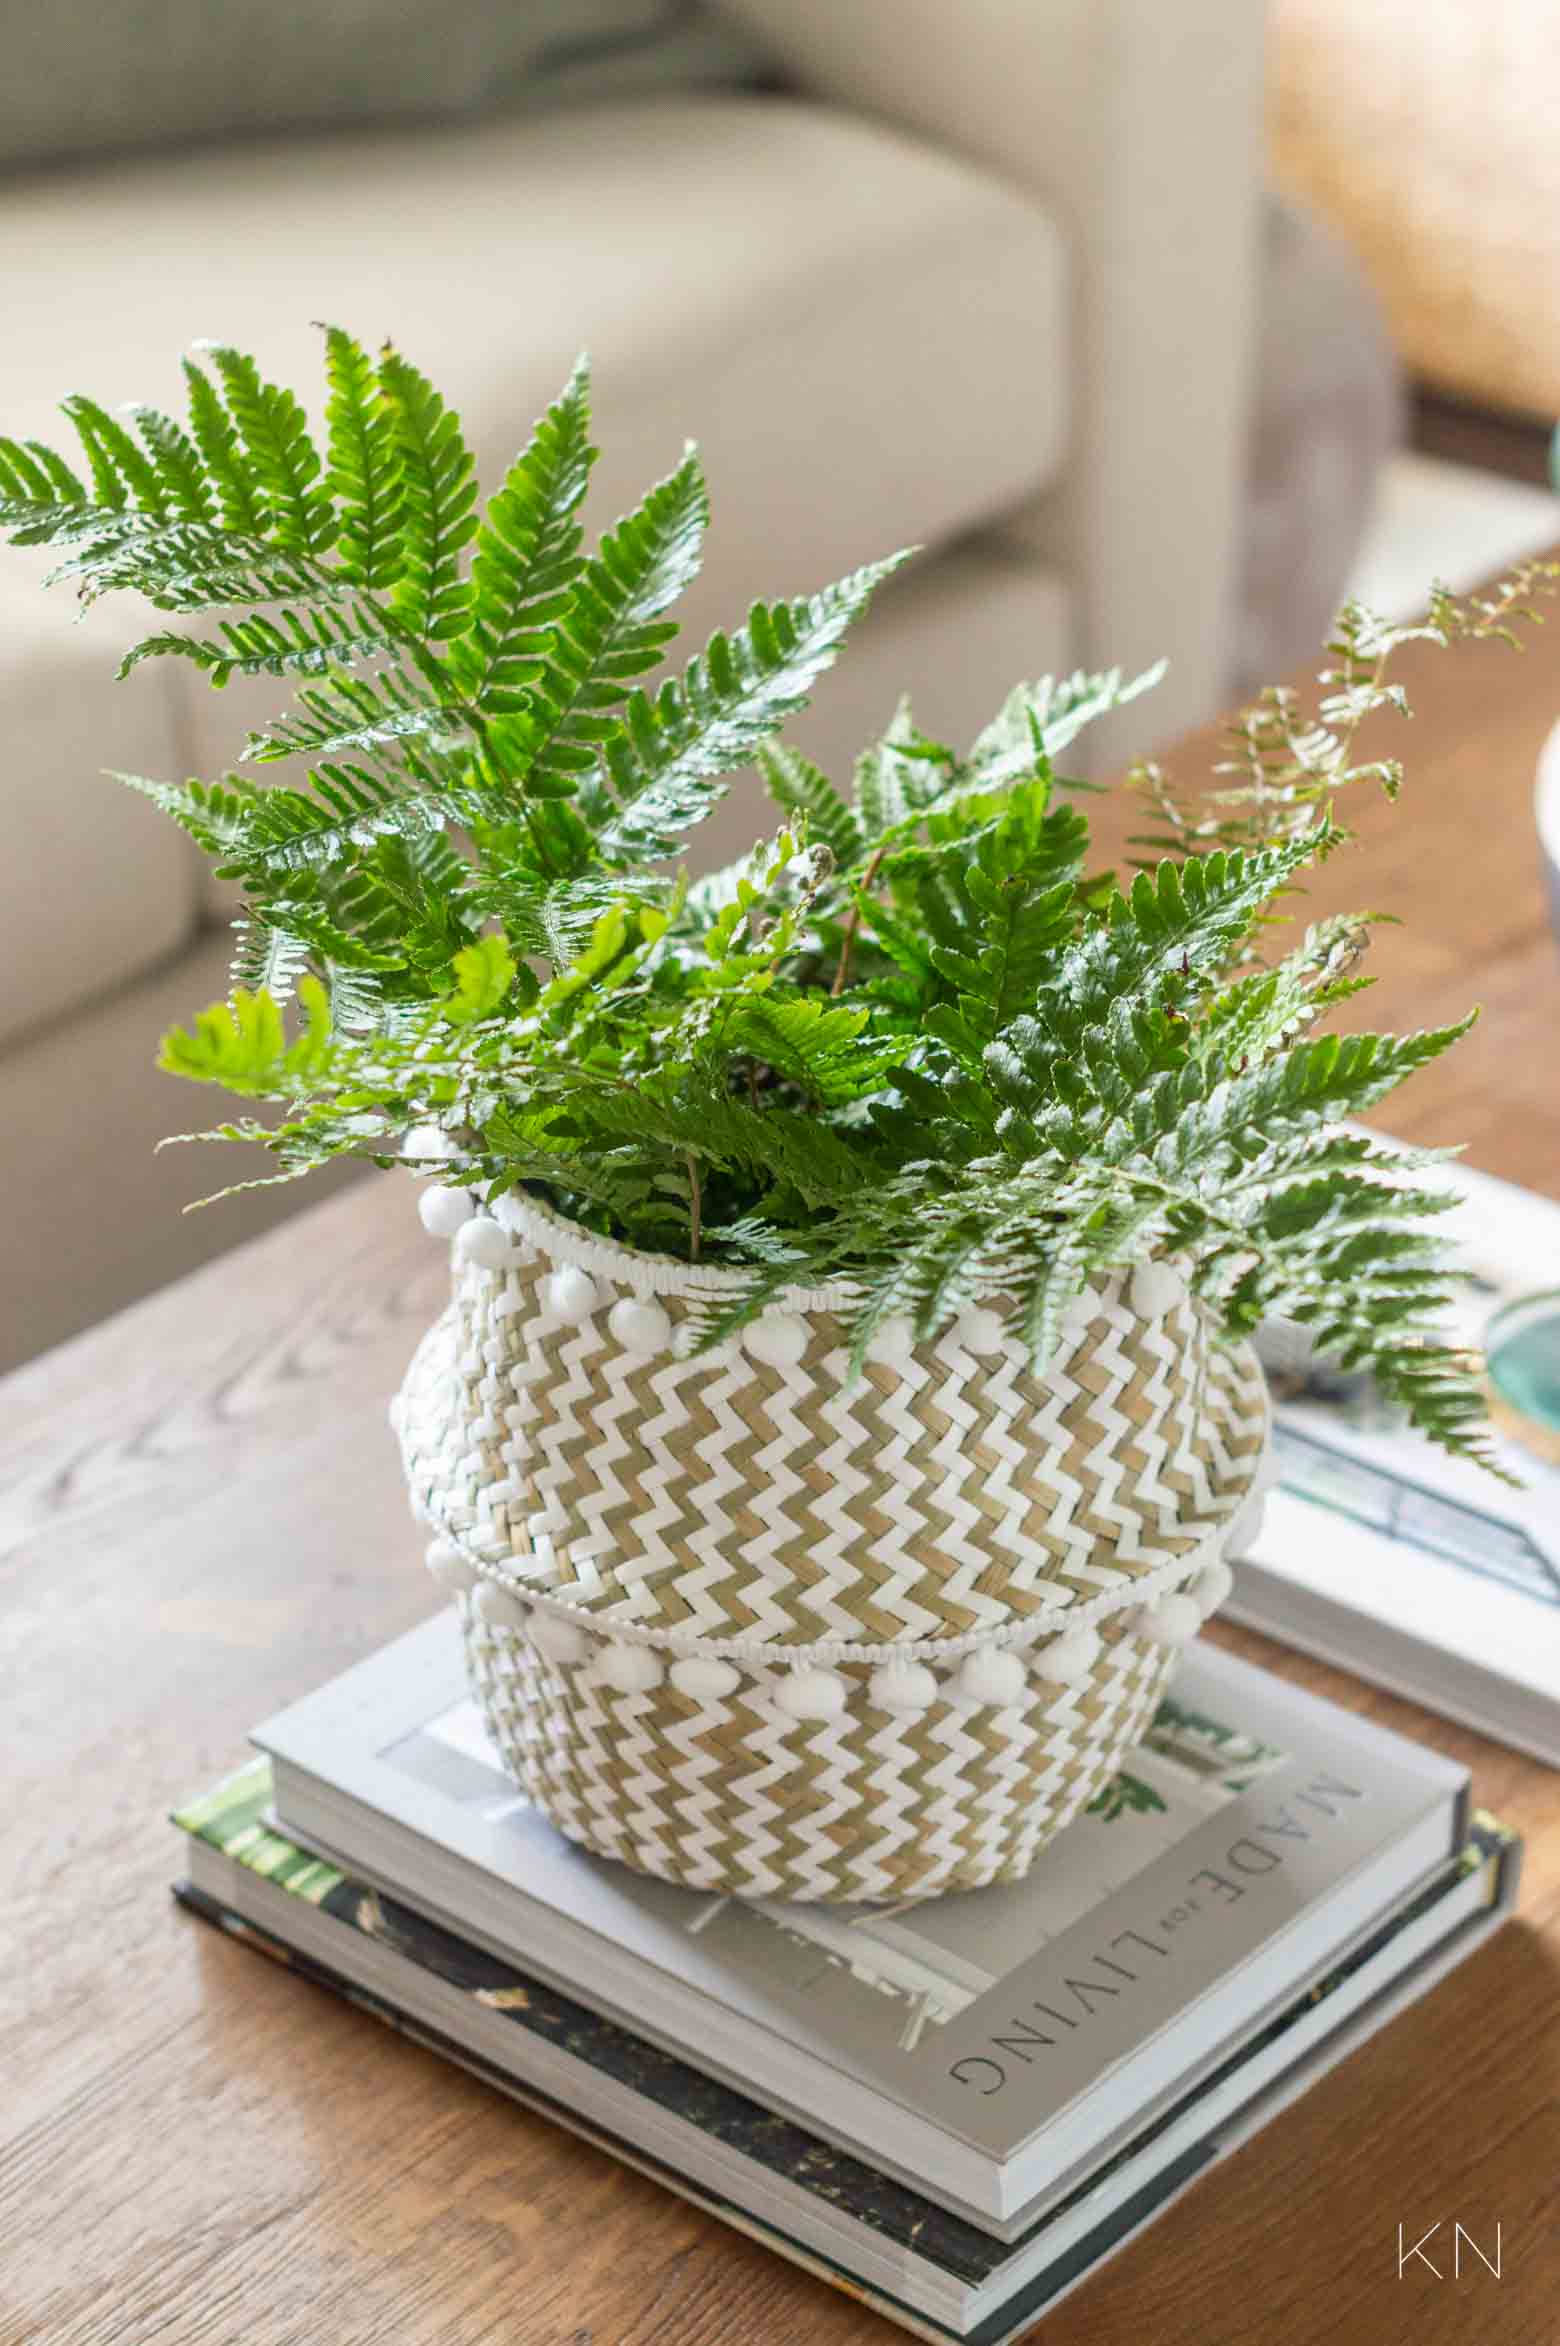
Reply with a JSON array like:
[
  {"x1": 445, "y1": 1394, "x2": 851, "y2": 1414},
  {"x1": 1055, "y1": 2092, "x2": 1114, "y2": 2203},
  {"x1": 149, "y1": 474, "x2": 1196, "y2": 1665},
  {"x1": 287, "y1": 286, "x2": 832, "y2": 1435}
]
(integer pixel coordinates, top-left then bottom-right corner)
[{"x1": 489, "y1": 1185, "x2": 866, "y2": 1310}]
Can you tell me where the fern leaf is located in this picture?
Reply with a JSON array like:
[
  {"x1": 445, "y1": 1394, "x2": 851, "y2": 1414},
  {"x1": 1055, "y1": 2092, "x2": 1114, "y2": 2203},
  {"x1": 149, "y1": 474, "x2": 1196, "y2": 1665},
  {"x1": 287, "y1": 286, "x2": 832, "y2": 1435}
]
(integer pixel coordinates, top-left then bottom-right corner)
[
  {"x1": 1005, "y1": 837, "x2": 1319, "y2": 1088},
  {"x1": 45, "y1": 514, "x2": 347, "y2": 613},
  {"x1": 118, "y1": 607, "x2": 395, "y2": 685},
  {"x1": 378, "y1": 347, "x2": 478, "y2": 642},
  {"x1": 509, "y1": 450, "x2": 708, "y2": 798},
  {"x1": 448, "y1": 356, "x2": 594, "y2": 712},
  {"x1": 596, "y1": 554, "x2": 909, "y2": 862},
  {"x1": 112, "y1": 770, "x2": 258, "y2": 856},
  {"x1": 967, "y1": 662, "x2": 1166, "y2": 785},
  {"x1": 756, "y1": 743, "x2": 865, "y2": 866},
  {"x1": 854, "y1": 695, "x2": 940, "y2": 837},
  {"x1": 198, "y1": 343, "x2": 335, "y2": 552},
  {"x1": 158, "y1": 986, "x2": 290, "y2": 1087},
  {"x1": 322, "y1": 325, "x2": 406, "y2": 589},
  {"x1": 0, "y1": 435, "x2": 86, "y2": 506},
  {"x1": 1152, "y1": 1021, "x2": 1476, "y2": 1183},
  {"x1": 123, "y1": 405, "x2": 218, "y2": 523},
  {"x1": 439, "y1": 933, "x2": 515, "y2": 1024},
  {"x1": 183, "y1": 358, "x2": 268, "y2": 536},
  {"x1": 228, "y1": 915, "x2": 311, "y2": 1007},
  {"x1": 724, "y1": 995, "x2": 909, "y2": 1105},
  {"x1": 61, "y1": 395, "x2": 166, "y2": 512},
  {"x1": 242, "y1": 669, "x2": 451, "y2": 765},
  {"x1": 224, "y1": 763, "x2": 443, "y2": 879}
]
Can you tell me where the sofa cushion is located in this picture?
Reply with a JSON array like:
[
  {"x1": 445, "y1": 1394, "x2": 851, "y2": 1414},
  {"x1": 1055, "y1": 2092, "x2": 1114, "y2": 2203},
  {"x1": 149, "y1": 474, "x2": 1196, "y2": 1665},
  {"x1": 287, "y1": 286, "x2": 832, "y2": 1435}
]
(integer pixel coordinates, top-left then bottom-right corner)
[
  {"x1": 0, "y1": 563, "x2": 201, "y2": 1052},
  {"x1": 2, "y1": 96, "x2": 1067, "y2": 583},
  {"x1": 0, "y1": 2, "x2": 754, "y2": 173}
]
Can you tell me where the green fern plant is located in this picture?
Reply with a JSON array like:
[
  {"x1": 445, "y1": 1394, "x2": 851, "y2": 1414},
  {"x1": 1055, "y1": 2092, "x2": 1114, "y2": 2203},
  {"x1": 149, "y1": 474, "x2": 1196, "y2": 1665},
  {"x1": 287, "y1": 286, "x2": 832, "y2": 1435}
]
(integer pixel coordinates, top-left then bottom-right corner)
[{"x1": 4, "y1": 331, "x2": 1553, "y2": 1473}]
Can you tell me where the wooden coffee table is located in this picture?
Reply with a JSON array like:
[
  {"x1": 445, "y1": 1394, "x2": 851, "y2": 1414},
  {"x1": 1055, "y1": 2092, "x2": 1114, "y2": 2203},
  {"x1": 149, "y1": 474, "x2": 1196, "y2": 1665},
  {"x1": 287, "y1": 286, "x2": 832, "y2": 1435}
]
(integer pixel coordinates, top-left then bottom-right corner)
[{"x1": 5, "y1": 585, "x2": 1559, "y2": 2345}]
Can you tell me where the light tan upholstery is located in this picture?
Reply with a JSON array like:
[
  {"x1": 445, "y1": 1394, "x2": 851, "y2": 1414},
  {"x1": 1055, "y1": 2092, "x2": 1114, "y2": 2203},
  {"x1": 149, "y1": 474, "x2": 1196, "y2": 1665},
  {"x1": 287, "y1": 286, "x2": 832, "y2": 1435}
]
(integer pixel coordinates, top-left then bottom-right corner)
[
  {"x1": 710, "y1": 1, "x2": 1269, "y2": 767},
  {"x1": 0, "y1": 925, "x2": 366, "y2": 1374},
  {"x1": 0, "y1": 566, "x2": 201, "y2": 1049}
]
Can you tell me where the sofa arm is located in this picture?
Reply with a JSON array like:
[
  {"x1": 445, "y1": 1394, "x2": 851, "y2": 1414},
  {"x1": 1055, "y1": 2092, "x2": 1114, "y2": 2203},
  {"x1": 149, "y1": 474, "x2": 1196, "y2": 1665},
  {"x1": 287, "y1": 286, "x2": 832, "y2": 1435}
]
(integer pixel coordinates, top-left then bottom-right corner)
[{"x1": 712, "y1": 0, "x2": 1267, "y2": 760}]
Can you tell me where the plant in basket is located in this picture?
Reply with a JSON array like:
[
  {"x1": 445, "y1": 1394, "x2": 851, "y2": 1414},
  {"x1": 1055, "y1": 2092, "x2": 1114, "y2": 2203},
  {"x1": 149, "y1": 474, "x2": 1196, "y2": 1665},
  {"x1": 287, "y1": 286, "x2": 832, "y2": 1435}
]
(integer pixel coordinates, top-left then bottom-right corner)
[{"x1": 4, "y1": 337, "x2": 1552, "y2": 1900}]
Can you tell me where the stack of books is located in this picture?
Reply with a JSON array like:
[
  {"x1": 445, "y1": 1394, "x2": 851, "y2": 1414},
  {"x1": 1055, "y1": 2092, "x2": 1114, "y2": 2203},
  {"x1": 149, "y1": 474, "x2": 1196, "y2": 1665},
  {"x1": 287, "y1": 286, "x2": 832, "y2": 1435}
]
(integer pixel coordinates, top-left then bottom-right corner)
[
  {"x1": 173, "y1": 1616, "x2": 1518, "y2": 2342},
  {"x1": 1236, "y1": 1153, "x2": 1560, "y2": 1761}
]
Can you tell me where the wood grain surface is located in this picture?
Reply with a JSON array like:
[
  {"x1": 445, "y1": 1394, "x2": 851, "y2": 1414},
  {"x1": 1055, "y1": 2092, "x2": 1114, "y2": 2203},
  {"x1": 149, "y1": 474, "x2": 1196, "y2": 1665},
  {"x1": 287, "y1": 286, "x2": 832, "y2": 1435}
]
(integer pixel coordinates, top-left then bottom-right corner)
[{"x1": 4, "y1": 588, "x2": 1559, "y2": 2343}]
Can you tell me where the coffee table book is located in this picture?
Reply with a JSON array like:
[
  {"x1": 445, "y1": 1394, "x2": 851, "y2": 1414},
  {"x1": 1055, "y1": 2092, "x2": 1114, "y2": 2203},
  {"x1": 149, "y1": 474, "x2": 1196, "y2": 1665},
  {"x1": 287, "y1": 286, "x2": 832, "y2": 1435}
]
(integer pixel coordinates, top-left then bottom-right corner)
[
  {"x1": 238, "y1": 1617, "x2": 1468, "y2": 2230},
  {"x1": 1243, "y1": 1154, "x2": 1560, "y2": 1762},
  {"x1": 173, "y1": 1772, "x2": 1516, "y2": 2346}
]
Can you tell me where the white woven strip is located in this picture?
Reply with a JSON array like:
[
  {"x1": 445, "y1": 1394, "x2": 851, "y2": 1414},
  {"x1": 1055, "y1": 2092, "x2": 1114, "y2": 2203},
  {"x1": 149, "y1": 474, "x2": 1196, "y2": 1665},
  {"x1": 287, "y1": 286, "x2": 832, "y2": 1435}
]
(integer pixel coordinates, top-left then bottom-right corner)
[{"x1": 429, "y1": 1479, "x2": 1258, "y2": 1665}]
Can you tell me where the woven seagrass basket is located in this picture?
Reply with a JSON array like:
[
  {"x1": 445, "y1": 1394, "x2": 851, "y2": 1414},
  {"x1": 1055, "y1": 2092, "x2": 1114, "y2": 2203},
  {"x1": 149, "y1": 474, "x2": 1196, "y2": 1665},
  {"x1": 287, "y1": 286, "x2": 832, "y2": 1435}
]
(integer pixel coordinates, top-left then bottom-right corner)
[{"x1": 393, "y1": 1189, "x2": 1273, "y2": 1903}]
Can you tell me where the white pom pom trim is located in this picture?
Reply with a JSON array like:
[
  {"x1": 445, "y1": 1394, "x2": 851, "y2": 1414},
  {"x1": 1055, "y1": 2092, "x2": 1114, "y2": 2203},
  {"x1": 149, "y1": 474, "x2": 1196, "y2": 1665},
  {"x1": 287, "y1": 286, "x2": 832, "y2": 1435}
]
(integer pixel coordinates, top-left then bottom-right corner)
[
  {"x1": 1130, "y1": 1259, "x2": 1188, "y2": 1319},
  {"x1": 528, "y1": 1610, "x2": 591, "y2": 1665},
  {"x1": 865, "y1": 1316, "x2": 915, "y2": 1367},
  {"x1": 869, "y1": 1660, "x2": 939, "y2": 1715},
  {"x1": 1136, "y1": 1592, "x2": 1201, "y2": 1647},
  {"x1": 774, "y1": 1666, "x2": 848, "y2": 1722},
  {"x1": 953, "y1": 1306, "x2": 1006, "y2": 1357},
  {"x1": 608, "y1": 1296, "x2": 672, "y2": 1357},
  {"x1": 473, "y1": 1582, "x2": 529, "y2": 1632},
  {"x1": 670, "y1": 1655, "x2": 742, "y2": 1702},
  {"x1": 425, "y1": 1537, "x2": 479, "y2": 1595},
  {"x1": 598, "y1": 1642, "x2": 664, "y2": 1694},
  {"x1": 544, "y1": 1265, "x2": 600, "y2": 1323},
  {"x1": 954, "y1": 1647, "x2": 1028, "y2": 1707},
  {"x1": 455, "y1": 1218, "x2": 518, "y2": 1272},
  {"x1": 419, "y1": 1184, "x2": 476, "y2": 1238},
  {"x1": 401, "y1": 1123, "x2": 461, "y2": 1162},
  {"x1": 1033, "y1": 1625, "x2": 1102, "y2": 1686},
  {"x1": 744, "y1": 1312, "x2": 808, "y2": 1369}
]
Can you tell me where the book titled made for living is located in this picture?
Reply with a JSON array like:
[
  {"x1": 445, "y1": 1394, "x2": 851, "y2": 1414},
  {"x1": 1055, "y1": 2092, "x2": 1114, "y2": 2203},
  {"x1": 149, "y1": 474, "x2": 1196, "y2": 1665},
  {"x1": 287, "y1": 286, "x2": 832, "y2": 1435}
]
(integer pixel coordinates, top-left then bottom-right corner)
[
  {"x1": 251, "y1": 1617, "x2": 1469, "y2": 2224},
  {"x1": 175, "y1": 1718, "x2": 1514, "y2": 2345}
]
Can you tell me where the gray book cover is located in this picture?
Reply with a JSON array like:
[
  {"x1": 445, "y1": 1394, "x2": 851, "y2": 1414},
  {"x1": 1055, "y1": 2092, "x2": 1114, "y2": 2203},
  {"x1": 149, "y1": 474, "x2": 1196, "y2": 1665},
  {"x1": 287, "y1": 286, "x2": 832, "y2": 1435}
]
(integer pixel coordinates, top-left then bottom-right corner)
[{"x1": 256, "y1": 1613, "x2": 1467, "y2": 2172}]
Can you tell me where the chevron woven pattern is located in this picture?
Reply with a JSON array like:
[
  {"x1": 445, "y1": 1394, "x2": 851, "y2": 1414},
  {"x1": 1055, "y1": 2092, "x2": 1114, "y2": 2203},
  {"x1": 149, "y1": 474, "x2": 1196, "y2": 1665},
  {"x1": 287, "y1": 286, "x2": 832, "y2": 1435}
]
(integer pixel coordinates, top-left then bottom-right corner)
[
  {"x1": 464, "y1": 1605, "x2": 1177, "y2": 1902},
  {"x1": 394, "y1": 1192, "x2": 1272, "y2": 1900}
]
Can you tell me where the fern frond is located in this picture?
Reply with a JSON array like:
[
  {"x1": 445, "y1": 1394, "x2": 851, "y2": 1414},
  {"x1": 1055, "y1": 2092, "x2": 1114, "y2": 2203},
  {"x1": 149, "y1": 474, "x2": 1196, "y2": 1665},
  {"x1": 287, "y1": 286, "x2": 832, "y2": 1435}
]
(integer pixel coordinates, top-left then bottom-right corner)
[
  {"x1": 198, "y1": 343, "x2": 335, "y2": 552},
  {"x1": 183, "y1": 358, "x2": 268, "y2": 537},
  {"x1": 967, "y1": 662, "x2": 1166, "y2": 786},
  {"x1": 228, "y1": 915, "x2": 311, "y2": 1007},
  {"x1": 855, "y1": 696, "x2": 938, "y2": 836},
  {"x1": 448, "y1": 355, "x2": 594, "y2": 712},
  {"x1": 509, "y1": 450, "x2": 708, "y2": 798},
  {"x1": 45, "y1": 515, "x2": 348, "y2": 612},
  {"x1": 596, "y1": 554, "x2": 908, "y2": 861},
  {"x1": 0, "y1": 435, "x2": 86, "y2": 506},
  {"x1": 378, "y1": 346, "x2": 478, "y2": 642},
  {"x1": 995, "y1": 837, "x2": 1319, "y2": 1101},
  {"x1": 122, "y1": 405, "x2": 217, "y2": 523},
  {"x1": 158, "y1": 985, "x2": 292, "y2": 1088},
  {"x1": 118, "y1": 607, "x2": 395, "y2": 684},
  {"x1": 61, "y1": 395, "x2": 167, "y2": 512},
  {"x1": 222, "y1": 763, "x2": 443, "y2": 879},
  {"x1": 757, "y1": 743, "x2": 865, "y2": 867},
  {"x1": 242, "y1": 669, "x2": 452, "y2": 765},
  {"x1": 724, "y1": 995, "x2": 909, "y2": 1105},
  {"x1": 112, "y1": 770, "x2": 258, "y2": 855},
  {"x1": 322, "y1": 325, "x2": 407, "y2": 589}
]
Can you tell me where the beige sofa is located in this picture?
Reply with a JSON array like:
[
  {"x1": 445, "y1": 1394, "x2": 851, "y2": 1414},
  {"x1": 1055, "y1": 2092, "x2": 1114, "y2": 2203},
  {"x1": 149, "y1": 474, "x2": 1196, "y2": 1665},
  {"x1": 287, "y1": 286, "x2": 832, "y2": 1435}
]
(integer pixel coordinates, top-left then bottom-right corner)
[{"x1": 1, "y1": 1, "x2": 1272, "y2": 1372}]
